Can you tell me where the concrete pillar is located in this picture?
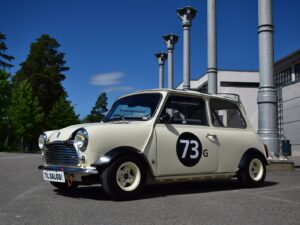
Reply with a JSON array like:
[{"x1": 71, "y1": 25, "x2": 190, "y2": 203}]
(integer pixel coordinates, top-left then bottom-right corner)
[
  {"x1": 155, "y1": 53, "x2": 168, "y2": 88},
  {"x1": 163, "y1": 34, "x2": 179, "y2": 89},
  {"x1": 207, "y1": 0, "x2": 218, "y2": 94},
  {"x1": 177, "y1": 6, "x2": 197, "y2": 90},
  {"x1": 257, "y1": 0, "x2": 280, "y2": 158}
]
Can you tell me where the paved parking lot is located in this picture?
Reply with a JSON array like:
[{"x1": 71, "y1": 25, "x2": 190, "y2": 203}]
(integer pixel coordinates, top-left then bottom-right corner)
[{"x1": 0, "y1": 152, "x2": 300, "y2": 225}]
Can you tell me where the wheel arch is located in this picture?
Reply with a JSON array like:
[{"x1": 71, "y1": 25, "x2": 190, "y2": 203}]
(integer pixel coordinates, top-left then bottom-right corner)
[
  {"x1": 91, "y1": 146, "x2": 154, "y2": 177},
  {"x1": 238, "y1": 148, "x2": 269, "y2": 169}
]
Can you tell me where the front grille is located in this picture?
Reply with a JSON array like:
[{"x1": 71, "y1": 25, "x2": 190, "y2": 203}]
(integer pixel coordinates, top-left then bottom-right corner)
[{"x1": 44, "y1": 142, "x2": 79, "y2": 166}]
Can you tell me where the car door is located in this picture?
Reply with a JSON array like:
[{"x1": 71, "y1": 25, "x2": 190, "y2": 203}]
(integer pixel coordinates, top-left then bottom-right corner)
[{"x1": 155, "y1": 95, "x2": 219, "y2": 176}]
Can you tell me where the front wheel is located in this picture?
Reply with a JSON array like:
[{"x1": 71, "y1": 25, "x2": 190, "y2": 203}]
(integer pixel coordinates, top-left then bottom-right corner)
[
  {"x1": 101, "y1": 155, "x2": 145, "y2": 200},
  {"x1": 238, "y1": 155, "x2": 266, "y2": 187}
]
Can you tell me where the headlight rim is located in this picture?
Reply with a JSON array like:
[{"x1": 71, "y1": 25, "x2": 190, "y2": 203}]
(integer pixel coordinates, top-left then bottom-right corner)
[
  {"x1": 73, "y1": 128, "x2": 88, "y2": 152},
  {"x1": 38, "y1": 133, "x2": 47, "y2": 150}
]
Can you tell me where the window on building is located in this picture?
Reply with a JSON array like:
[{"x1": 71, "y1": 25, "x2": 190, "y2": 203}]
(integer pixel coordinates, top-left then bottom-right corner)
[
  {"x1": 220, "y1": 81, "x2": 259, "y2": 88},
  {"x1": 295, "y1": 63, "x2": 300, "y2": 81},
  {"x1": 160, "y1": 95, "x2": 208, "y2": 126},
  {"x1": 210, "y1": 99, "x2": 246, "y2": 129},
  {"x1": 275, "y1": 67, "x2": 292, "y2": 86}
]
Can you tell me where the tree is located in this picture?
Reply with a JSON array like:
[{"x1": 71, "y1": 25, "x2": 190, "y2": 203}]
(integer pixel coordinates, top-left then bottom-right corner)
[
  {"x1": 47, "y1": 97, "x2": 80, "y2": 130},
  {"x1": 0, "y1": 70, "x2": 11, "y2": 146},
  {"x1": 9, "y1": 80, "x2": 43, "y2": 150},
  {"x1": 13, "y1": 34, "x2": 69, "y2": 116},
  {"x1": 0, "y1": 32, "x2": 14, "y2": 70},
  {"x1": 84, "y1": 93, "x2": 108, "y2": 122}
]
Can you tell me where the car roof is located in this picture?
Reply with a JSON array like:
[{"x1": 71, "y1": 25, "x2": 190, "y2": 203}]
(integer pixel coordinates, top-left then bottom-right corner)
[{"x1": 118, "y1": 88, "x2": 240, "y2": 103}]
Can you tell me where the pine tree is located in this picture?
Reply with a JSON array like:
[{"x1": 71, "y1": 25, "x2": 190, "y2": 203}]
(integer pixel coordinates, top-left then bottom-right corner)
[
  {"x1": 13, "y1": 34, "x2": 69, "y2": 117},
  {"x1": 0, "y1": 32, "x2": 14, "y2": 70},
  {"x1": 9, "y1": 80, "x2": 43, "y2": 150},
  {"x1": 47, "y1": 97, "x2": 80, "y2": 130},
  {"x1": 84, "y1": 93, "x2": 108, "y2": 122}
]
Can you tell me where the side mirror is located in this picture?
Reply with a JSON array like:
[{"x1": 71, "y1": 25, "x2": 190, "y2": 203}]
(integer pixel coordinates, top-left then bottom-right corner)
[{"x1": 160, "y1": 113, "x2": 171, "y2": 123}]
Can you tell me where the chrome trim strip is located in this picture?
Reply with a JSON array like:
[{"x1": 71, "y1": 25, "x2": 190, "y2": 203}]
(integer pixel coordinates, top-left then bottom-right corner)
[{"x1": 38, "y1": 165, "x2": 98, "y2": 174}]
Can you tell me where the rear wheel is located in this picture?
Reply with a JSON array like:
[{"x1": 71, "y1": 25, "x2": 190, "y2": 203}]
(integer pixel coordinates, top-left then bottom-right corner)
[
  {"x1": 238, "y1": 154, "x2": 266, "y2": 187},
  {"x1": 101, "y1": 155, "x2": 145, "y2": 200}
]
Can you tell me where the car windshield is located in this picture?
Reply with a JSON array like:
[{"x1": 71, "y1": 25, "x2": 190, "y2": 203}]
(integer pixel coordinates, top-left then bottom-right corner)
[{"x1": 103, "y1": 93, "x2": 162, "y2": 122}]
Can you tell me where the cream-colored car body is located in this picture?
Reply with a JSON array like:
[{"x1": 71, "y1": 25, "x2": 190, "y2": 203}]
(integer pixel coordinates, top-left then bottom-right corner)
[{"x1": 39, "y1": 89, "x2": 267, "y2": 184}]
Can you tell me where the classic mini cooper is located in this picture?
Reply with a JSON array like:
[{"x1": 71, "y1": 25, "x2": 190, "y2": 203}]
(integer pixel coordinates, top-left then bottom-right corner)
[{"x1": 38, "y1": 89, "x2": 269, "y2": 200}]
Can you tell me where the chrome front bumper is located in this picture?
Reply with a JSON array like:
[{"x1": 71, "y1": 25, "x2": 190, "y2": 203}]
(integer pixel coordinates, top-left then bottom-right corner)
[{"x1": 38, "y1": 165, "x2": 98, "y2": 174}]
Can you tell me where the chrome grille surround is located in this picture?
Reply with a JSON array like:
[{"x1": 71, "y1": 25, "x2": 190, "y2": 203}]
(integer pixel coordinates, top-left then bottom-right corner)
[{"x1": 44, "y1": 141, "x2": 79, "y2": 166}]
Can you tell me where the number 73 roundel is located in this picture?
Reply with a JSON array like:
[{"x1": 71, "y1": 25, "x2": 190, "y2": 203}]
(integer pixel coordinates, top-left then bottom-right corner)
[{"x1": 176, "y1": 132, "x2": 203, "y2": 167}]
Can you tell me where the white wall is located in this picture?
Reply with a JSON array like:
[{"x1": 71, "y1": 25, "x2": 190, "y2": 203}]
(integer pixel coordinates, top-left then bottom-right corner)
[{"x1": 282, "y1": 82, "x2": 300, "y2": 156}]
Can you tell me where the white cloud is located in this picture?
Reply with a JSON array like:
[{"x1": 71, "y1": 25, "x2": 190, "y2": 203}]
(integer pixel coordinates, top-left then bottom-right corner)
[
  {"x1": 102, "y1": 86, "x2": 134, "y2": 93},
  {"x1": 90, "y1": 72, "x2": 124, "y2": 86}
]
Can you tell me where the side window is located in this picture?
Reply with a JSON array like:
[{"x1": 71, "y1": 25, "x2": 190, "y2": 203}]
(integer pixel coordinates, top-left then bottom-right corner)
[
  {"x1": 210, "y1": 99, "x2": 246, "y2": 129},
  {"x1": 160, "y1": 95, "x2": 208, "y2": 126}
]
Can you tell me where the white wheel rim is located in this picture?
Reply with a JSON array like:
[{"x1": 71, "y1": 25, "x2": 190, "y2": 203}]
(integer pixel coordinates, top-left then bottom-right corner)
[
  {"x1": 116, "y1": 162, "x2": 141, "y2": 192},
  {"x1": 249, "y1": 158, "x2": 264, "y2": 181}
]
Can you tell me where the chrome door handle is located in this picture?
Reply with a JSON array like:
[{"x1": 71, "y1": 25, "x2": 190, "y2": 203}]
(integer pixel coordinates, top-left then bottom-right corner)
[{"x1": 206, "y1": 133, "x2": 217, "y2": 138}]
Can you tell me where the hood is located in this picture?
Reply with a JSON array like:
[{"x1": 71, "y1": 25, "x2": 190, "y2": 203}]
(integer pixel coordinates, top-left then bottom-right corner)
[
  {"x1": 47, "y1": 121, "x2": 153, "y2": 143},
  {"x1": 48, "y1": 123, "x2": 95, "y2": 142}
]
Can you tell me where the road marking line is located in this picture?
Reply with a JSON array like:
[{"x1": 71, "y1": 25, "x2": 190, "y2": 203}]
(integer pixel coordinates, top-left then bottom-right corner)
[{"x1": 0, "y1": 155, "x2": 39, "y2": 160}]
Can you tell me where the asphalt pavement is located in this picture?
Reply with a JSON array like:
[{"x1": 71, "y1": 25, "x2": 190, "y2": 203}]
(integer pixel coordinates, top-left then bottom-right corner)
[{"x1": 0, "y1": 152, "x2": 300, "y2": 225}]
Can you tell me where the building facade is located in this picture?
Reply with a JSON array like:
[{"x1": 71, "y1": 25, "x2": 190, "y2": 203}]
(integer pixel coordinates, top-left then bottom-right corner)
[{"x1": 177, "y1": 49, "x2": 300, "y2": 156}]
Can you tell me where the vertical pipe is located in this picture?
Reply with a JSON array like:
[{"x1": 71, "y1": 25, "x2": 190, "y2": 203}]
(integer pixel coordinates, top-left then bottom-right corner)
[
  {"x1": 159, "y1": 64, "x2": 164, "y2": 89},
  {"x1": 183, "y1": 26, "x2": 190, "y2": 90},
  {"x1": 168, "y1": 48, "x2": 174, "y2": 89},
  {"x1": 257, "y1": 0, "x2": 279, "y2": 158},
  {"x1": 207, "y1": 0, "x2": 217, "y2": 94},
  {"x1": 177, "y1": 6, "x2": 197, "y2": 90},
  {"x1": 155, "y1": 53, "x2": 167, "y2": 89},
  {"x1": 163, "y1": 35, "x2": 178, "y2": 89}
]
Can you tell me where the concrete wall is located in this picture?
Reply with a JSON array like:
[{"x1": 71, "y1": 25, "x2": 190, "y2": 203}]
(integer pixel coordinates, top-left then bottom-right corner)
[{"x1": 282, "y1": 81, "x2": 300, "y2": 156}]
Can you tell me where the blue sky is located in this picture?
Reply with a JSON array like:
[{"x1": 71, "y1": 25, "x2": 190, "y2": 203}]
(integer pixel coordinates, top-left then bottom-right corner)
[{"x1": 1, "y1": 0, "x2": 300, "y2": 118}]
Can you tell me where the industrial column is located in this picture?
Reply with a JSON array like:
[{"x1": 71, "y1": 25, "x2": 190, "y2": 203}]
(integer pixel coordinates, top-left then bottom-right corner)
[
  {"x1": 155, "y1": 53, "x2": 168, "y2": 88},
  {"x1": 257, "y1": 0, "x2": 279, "y2": 158},
  {"x1": 177, "y1": 6, "x2": 197, "y2": 90},
  {"x1": 163, "y1": 34, "x2": 179, "y2": 89},
  {"x1": 207, "y1": 0, "x2": 218, "y2": 94}
]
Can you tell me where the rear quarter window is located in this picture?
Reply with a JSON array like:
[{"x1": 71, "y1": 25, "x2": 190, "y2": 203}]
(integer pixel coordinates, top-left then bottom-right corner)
[{"x1": 210, "y1": 99, "x2": 247, "y2": 129}]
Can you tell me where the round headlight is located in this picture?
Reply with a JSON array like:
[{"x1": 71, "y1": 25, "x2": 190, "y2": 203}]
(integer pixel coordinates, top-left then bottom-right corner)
[
  {"x1": 74, "y1": 129, "x2": 88, "y2": 152},
  {"x1": 38, "y1": 133, "x2": 47, "y2": 150}
]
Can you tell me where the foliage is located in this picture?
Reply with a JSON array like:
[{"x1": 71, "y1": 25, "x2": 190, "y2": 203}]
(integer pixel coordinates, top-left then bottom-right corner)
[
  {"x1": 0, "y1": 32, "x2": 14, "y2": 70},
  {"x1": 83, "y1": 93, "x2": 108, "y2": 122},
  {"x1": 47, "y1": 97, "x2": 80, "y2": 130},
  {"x1": 13, "y1": 34, "x2": 69, "y2": 117},
  {"x1": 9, "y1": 80, "x2": 44, "y2": 150}
]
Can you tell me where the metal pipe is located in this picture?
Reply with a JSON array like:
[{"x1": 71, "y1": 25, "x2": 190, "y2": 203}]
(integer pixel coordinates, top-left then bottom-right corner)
[
  {"x1": 155, "y1": 53, "x2": 168, "y2": 88},
  {"x1": 177, "y1": 6, "x2": 197, "y2": 90},
  {"x1": 257, "y1": 0, "x2": 279, "y2": 158},
  {"x1": 163, "y1": 34, "x2": 179, "y2": 89},
  {"x1": 207, "y1": 0, "x2": 217, "y2": 94}
]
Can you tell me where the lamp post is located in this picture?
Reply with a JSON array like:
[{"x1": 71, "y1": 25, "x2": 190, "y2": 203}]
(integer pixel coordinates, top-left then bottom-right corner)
[
  {"x1": 207, "y1": 0, "x2": 217, "y2": 94},
  {"x1": 177, "y1": 6, "x2": 197, "y2": 90},
  {"x1": 155, "y1": 53, "x2": 168, "y2": 88},
  {"x1": 163, "y1": 34, "x2": 179, "y2": 89},
  {"x1": 257, "y1": 0, "x2": 279, "y2": 158}
]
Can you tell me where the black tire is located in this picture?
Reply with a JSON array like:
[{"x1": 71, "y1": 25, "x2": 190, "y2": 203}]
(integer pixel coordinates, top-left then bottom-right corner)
[
  {"x1": 50, "y1": 181, "x2": 78, "y2": 191},
  {"x1": 101, "y1": 155, "x2": 145, "y2": 200},
  {"x1": 237, "y1": 154, "x2": 266, "y2": 187}
]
